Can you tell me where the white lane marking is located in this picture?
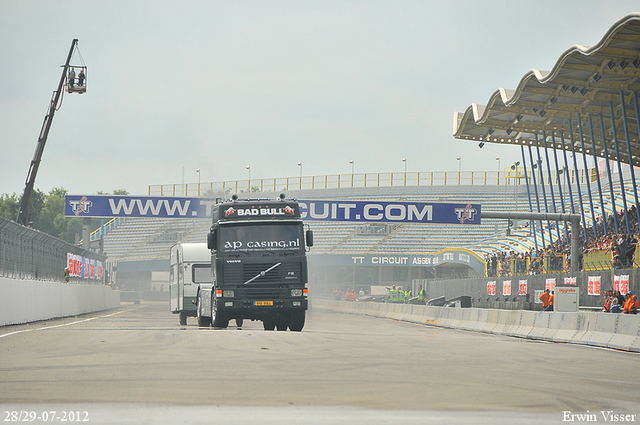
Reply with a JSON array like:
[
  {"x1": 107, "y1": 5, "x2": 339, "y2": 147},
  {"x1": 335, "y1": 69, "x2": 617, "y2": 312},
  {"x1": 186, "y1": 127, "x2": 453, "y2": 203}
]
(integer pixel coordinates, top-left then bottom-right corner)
[{"x1": 0, "y1": 308, "x2": 134, "y2": 339}]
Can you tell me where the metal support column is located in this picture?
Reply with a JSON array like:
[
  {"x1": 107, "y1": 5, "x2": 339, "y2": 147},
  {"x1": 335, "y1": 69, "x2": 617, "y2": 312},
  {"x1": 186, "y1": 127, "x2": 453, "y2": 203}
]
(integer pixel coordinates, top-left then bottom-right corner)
[
  {"x1": 552, "y1": 132, "x2": 569, "y2": 243},
  {"x1": 586, "y1": 113, "x2": 608, "y2": 235},
  {"x1": 542, "y1": 131, "x2": 561, "y2": 242},
  {"x1": 535, "y1": 135, "x2": 554, "y2": 245},
  {"x1": 520, "y1": 144, "x2": 538, "y2": 251},
  {"x1": 598, "y1": 113, "x2": 620, "y2": 234},
  {"x1": 621, "y1": 91, "x2": 640, "y2": 229},
  {"x1": 632, "y1": 92, "x2": 640, "y2": 226},
  {"x1": 567, "y1": 122, "x2": 589, "y2": 243},
  {"x1": 528, "y1": 145, "x2": 545, "y2": 248},
  {"x1": 609, "y1": 102, "x2": 630, "y2": 235}
]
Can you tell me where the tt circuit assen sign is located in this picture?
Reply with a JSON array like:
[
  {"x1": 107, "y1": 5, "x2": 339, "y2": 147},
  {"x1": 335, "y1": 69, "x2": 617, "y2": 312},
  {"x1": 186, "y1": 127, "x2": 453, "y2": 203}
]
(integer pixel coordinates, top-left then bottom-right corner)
[{"x1": 65, "y1": 195, "x2": 481, "y2": 225}]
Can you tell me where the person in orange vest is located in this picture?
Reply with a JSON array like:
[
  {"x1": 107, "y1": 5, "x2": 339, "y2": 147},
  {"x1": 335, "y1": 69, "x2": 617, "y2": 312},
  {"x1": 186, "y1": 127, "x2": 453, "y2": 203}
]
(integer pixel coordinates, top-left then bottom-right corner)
[
  {"x1": 630, "y1": 295, "x2": 639, "y2": 314},
  {"x1": 545, "y1": 291, "x2": 555, "y2": 312},
  {"x1": 539, "y1": 289, "x2": 551, "y2": 310},
  {"x1": 623, "y1": 292, "x2": 638, "y2": 314}
]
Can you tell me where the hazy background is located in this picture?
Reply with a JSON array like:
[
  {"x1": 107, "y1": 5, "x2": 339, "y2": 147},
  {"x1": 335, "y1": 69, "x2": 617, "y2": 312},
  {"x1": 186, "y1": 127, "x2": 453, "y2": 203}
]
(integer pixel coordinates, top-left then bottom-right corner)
[{"x1": 1, "y1": 1, "x2": 637, "y2": 196}]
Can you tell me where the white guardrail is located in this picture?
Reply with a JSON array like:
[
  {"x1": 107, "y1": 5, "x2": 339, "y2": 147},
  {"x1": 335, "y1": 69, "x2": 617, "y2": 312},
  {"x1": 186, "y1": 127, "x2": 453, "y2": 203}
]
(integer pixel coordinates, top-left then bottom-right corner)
[{"x1": 313, "y1": 299, "x2": 640, "y2": 352}]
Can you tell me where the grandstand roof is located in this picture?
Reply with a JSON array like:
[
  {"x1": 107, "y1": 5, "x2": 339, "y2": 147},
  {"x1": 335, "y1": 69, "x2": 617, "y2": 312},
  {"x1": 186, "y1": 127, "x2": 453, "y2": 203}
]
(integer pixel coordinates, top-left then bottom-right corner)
[{"x1": 453, "y1": 13, "x2": 640, "y2": 166}]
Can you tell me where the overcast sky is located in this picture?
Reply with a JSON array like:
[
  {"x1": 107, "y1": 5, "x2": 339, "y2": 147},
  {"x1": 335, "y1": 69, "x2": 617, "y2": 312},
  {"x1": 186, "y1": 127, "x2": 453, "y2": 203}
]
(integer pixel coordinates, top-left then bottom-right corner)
[{"x1": 1, "y1": 1, "x2": 638, "y2": 196}]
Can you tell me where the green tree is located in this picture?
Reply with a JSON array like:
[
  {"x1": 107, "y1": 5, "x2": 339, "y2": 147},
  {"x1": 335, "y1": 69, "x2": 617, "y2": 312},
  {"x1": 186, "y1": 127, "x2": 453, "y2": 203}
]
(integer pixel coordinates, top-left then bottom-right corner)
[
  {"x1": 37, "y1": 187, "x2": 69, "y2": 239},
  {"x1": 0, "y1": 193, "x2": 20, "y2": 221},
  {"x1": 1, "y1": 187, "x2": 129, "y2": 244}
]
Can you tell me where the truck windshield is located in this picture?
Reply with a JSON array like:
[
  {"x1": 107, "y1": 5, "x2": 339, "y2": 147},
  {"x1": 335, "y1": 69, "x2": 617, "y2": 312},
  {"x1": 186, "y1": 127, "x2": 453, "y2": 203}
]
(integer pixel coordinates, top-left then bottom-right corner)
[{"x1": 219, "y1": 223, "x2": 302, "y2": 254}]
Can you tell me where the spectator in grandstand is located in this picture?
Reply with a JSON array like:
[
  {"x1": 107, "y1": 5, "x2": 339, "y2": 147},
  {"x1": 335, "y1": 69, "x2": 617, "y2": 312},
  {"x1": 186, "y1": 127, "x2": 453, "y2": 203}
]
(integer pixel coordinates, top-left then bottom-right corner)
[
  {"x1": 610, "y1": 296, "x2": 622, "y2": 313},
  {"x1": 625, "y1": 294, "x2": 639, "y2": 314},
  {"x1": 625, "y1": 234, "x2": 638, "y2": 267},
  {"x1": 491, "y1": 254, "x2": 497, "y2": 277},
  {"x1": 623, "y1": 292, "x2": 637, "y2": 314},
  {"x1": 539, "y1": 289, "x2": 551, "y2": 310},
  {"x1": 602, "y1": 291, "x2": 612, "y2": 313},
  {"x1": 612, "y1": 254, "x2": 622, "y2": 270}
]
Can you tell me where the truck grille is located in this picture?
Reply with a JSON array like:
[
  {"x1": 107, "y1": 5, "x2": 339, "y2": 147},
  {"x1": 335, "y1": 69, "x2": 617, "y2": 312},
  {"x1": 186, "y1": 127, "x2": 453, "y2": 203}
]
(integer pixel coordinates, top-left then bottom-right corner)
[{"x1": 222, "y1": 262, "x2": 301, "y2": 286}]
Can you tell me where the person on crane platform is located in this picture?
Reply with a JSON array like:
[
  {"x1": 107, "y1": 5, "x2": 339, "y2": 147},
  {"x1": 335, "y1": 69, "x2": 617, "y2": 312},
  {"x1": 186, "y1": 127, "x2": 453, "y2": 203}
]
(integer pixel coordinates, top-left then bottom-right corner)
[
  {"x1": 78, "y1": 69, "x2": 85, "y2": 87},
  {"x1": 68, "y1": 68, "x2": 75, "y2": 88}
]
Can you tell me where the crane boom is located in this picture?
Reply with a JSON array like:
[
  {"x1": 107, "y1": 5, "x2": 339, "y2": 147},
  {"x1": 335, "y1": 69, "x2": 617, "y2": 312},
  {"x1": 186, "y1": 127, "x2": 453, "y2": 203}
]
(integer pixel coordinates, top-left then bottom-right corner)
[{"x1": 16, "y1": 39, "x2": 78, "y2": 226}]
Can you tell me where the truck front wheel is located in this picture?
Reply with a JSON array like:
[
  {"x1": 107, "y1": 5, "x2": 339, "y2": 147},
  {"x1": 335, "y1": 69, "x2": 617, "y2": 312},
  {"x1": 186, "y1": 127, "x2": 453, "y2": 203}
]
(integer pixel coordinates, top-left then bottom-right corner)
[
  {"x1": 179, "y1": 311, "x2": 187, "y2": 326},
  {"x1": 211, "y1": 299, "x2": 229, "y2": 329},
  {"x1": 289, "y1": 311, "x2": 305, "y2": 332}
]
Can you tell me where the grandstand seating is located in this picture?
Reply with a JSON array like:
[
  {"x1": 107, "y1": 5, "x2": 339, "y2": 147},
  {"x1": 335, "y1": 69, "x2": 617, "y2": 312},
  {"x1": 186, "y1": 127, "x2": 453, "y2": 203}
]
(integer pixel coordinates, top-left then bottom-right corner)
[{"x1": 102, "y1": 173, "x2": 639, "y2": 264}]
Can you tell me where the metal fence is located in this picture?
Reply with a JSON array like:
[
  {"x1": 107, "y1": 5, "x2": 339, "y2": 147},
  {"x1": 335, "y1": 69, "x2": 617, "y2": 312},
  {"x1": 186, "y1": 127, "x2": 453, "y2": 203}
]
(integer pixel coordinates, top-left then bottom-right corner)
[
  {"x1": 0, "y1": 216, "x2": 106, "y2": 282},
  {"x1": 148, "y1": 168, "x2": 595, "y2": 197}
]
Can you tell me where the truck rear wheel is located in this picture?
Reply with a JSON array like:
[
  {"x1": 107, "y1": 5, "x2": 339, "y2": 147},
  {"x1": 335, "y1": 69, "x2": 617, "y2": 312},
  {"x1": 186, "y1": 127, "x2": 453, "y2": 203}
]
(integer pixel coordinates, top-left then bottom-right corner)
[
  {"x1": 263, "y1": 317, "x2": 276, "y2": 331},
  {"x1": 196, "y1": 295, "x2": 211, "y2": 328},
  {"x1": 179, "y1": 311, "x2": 187, "y2": 326},
  {"x1": 289, "y1": 311, "x2": 305, "y2": 332},
  {"x1": 276, "y1": 314, "x2": 289, "y2": 331}
]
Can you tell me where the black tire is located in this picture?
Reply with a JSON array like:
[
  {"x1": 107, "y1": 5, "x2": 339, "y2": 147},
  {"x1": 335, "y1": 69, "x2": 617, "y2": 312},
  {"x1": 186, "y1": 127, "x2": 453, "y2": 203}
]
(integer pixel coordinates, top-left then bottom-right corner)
[
  {"x1": 236, "y1": 317, "x2": 244, "y2": 327},
  {"x1": 276, "y1": 313, "x2": 290, "y2": 331},
  {"x1": 211, "y1": 298, "x2": 229, "y2": 329},
  {"x1": 289, "y1": 310, "x2": 305, "y2": 332},
  {"x1": 263, "y1": 317, "x2": 276, "y2": 331},
  {"x1": 196, "y1": 295, "x2": 211, "y2": 328},
  {"x1": 179, "y1": 311, "x2": 187, "y2": 326}
]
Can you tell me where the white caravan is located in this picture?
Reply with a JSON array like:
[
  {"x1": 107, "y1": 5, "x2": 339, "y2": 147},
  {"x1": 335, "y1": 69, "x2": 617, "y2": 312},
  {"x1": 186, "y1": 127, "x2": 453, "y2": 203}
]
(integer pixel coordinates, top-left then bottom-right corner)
[{"x1": 169, "y1": 242, "x2": 212, "y2": 325}]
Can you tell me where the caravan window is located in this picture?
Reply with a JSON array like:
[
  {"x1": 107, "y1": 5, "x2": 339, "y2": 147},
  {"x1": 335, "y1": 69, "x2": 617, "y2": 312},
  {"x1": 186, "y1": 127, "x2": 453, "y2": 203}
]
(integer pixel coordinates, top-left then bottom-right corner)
[{"x1": 192, "y1": 264, "x2": 212, "y2": 283}]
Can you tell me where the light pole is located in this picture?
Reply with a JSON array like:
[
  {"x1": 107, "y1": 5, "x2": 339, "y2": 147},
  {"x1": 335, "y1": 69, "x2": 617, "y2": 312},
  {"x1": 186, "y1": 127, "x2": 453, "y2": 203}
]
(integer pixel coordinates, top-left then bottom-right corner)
[
  {"x1": 349, "y1": 159, "x2": 354, "y2": 187},
  {"x1": 246, "y1": 165, "x2": 251, "y2": 192},
  {"x1": 496, "y1": 156, "x2": 500, "y2": 185},
  {"x1": 196, "y1": 168, "x2": 200, "y2": 196},
  {"x1": 456, "y1": 157, "x2": 461, "y2": 185},
  {"x1": 511, "y1": 161, "x2": 520, "y2": 209},
  {"x1": 402, "y1": 158, "x2": 407, "y2": 185},
  {"x1": 297, "y1": 162, "x2": 303, "y2": 189}
]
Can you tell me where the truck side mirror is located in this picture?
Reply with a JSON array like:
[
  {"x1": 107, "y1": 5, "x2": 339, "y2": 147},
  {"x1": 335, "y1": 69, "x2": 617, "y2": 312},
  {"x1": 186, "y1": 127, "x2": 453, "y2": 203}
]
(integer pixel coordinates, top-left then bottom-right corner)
[
  {"x1": 207, "y1": 229, "x2": 217, "y2": 250},
  {"x1": 305, "y1": 229, "x2": 314, "y2": 247}
]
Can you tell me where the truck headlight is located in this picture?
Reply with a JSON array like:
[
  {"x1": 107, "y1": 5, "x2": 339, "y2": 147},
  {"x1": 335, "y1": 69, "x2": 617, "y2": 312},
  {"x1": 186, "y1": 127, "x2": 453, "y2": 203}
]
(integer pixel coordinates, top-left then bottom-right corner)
[
  {"x1": 223, "y1": 289, "x2": 235, "y2": 298},
  {"x1": 291, "y1": 289, "x2": 303, "y2": 297}
]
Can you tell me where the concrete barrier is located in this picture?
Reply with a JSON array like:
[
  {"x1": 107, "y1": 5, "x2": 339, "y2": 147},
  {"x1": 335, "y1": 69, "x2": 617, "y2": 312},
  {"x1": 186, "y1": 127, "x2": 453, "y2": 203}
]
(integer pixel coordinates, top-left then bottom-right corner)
[
  {"x1": 608, "y1": 315, "x2": 640, "y2": 351},
  {"x1": 0, "y1": 277, "x2": 120, "y2": 327},
  {"x1": 313, "y1": 299, "x2": 640, "y2": 352}
]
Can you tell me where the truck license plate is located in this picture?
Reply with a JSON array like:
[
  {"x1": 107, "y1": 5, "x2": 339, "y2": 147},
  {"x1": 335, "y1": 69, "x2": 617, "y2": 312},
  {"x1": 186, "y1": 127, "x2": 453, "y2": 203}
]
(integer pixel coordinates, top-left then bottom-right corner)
[{"x1": 253, "y1": 301, "x2": 273, "y2": 306}]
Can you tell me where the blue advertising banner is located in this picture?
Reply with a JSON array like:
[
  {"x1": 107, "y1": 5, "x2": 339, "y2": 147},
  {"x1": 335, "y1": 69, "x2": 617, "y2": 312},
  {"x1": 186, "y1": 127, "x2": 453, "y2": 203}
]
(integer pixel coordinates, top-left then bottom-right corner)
[
  {"x1": 298, "y1": 200, "x2": 480, "y2": 224},
  {"x1": 65, "y1": 195, "x2": 216, "y2": 218},
  {"x1": 65, "y1": 195, "x2": 481, "y2": 224}
]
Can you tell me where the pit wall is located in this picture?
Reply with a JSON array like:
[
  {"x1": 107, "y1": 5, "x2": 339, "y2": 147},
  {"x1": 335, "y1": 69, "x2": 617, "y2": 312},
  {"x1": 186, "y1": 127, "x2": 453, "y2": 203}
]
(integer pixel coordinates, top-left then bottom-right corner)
[
  {"x1": 0, "y1": 277, "x2": 120, "y2": 327},
  {"x1": 313, "y1": 298, "x2": 640, "y2": 353}
]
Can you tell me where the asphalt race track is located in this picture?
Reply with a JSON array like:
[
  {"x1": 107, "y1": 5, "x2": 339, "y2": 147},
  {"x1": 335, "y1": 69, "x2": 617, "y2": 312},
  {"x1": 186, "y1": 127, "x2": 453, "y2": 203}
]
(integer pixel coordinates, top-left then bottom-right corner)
[{"x1": 1, "y1": 301, "x2": 638, "y2": 424}]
